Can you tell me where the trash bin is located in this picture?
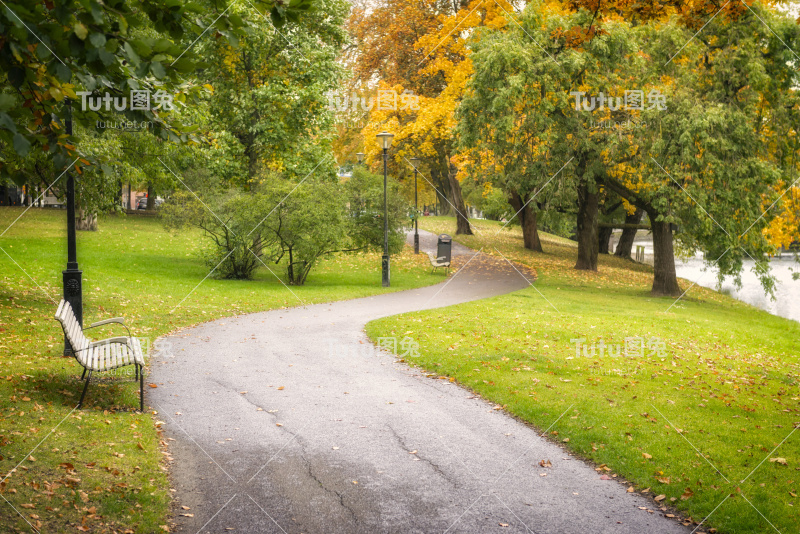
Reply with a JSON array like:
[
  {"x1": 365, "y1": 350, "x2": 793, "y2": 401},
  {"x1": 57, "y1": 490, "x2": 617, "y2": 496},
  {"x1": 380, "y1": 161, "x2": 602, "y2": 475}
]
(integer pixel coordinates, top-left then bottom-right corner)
[{"x1": 437, "y1": 234, "x2": 452, "y2": 264}]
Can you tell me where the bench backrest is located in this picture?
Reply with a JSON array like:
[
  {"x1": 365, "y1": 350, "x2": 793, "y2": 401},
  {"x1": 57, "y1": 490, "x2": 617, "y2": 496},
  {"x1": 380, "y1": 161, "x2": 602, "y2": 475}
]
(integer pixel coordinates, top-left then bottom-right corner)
[{"x1": 55, "y1": 300, "x2": 90, "y2": 358}]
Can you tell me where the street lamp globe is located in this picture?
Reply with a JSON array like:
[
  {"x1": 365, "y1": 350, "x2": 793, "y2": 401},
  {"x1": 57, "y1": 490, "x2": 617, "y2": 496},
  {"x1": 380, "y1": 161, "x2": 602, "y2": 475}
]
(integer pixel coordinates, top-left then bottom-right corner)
[
  {"x1": 356, "y1": 152, "x2": 364, "y2": 165},
  {"x1": 376, "y1": 131, "x2": 394, "y2": 150}
]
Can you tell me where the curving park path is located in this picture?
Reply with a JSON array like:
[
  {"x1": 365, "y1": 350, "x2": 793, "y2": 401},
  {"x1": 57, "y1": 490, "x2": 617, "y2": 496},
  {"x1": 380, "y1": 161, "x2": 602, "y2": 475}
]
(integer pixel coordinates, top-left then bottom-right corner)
[{"x1": 149, "y1": 231, "x2": 691, "y2": 534}]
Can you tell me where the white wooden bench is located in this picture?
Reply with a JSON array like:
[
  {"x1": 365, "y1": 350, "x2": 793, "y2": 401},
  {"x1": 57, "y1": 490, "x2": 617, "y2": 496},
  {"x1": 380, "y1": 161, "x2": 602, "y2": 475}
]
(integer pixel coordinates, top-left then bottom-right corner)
[
  {"x1": 427, "y1": 251, "x2": 451, "y2": 274},
  {"x1": 54, "y1": 299, "x2": 145, "y2": 410}
]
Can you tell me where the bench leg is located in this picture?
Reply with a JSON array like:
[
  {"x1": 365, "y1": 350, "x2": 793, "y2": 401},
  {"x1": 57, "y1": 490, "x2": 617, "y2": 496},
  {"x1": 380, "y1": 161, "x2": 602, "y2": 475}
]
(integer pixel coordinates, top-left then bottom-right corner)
[
  {"x1": 78, "y1": 370, "x2": 92, "y2": 409},
  {"x1": 135, "y1": 364, "x2": 139, "y2": 381},
  {"x1": 81, "y1": 368, "x2": 86, "y2": 380},
  {"x1": 138, "y1": 364, "x2": 144, "y2": 412}
]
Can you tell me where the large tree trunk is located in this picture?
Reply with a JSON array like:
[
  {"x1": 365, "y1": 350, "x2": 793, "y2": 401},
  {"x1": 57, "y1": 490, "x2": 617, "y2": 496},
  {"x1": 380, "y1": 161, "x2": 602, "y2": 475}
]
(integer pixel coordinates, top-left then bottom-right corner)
[
  {"x1": 146, "y1": 183, "x2": 155, "y2": 210},
  {"x1": 574, "y1": 181, "x2": 599, "y2": 271},
  {"x1": 650, "y1": 217, "x2": 681, "y2": 296},
  {"x1": 614, "y1": 208, "x2": 643, "y2": 258},
  {"x1": 445, "y1": 157, "x2": 471, "y2": 235},
  {"x1": 429, "y1": 167, "x2": 452, "y2": 216},
  {"x1": 509, "y1": 191, "x2": 543, "y2": 252},
  {"x1": 76, "y1": 208, "x2": 98, "y2": 231},
  {"x1": 448, "y1": 170, "x2": 472, "y2": 235},
  {"x1": 598, "y1": 227, "x2": 613, "y2": 254}
]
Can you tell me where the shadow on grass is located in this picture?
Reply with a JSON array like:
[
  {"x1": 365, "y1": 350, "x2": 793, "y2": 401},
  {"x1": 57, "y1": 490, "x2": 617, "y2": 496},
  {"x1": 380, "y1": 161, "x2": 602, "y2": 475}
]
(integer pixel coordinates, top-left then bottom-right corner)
[{"x1": 28, "y1": 365, "x2": 143, "y2": 412}]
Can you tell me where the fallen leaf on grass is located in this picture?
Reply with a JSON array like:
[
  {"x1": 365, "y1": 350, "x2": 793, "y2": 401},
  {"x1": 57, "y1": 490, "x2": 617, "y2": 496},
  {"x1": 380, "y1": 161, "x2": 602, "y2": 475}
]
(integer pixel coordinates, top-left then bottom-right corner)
[
  {"x1": 20, "y1": 504, "x2": 34, "y2": 509},
  {"x1": 654, "y1": 495, "x2": 666, "y2": 502},
  {"x1": 681, "y1": 488, "x2": 694, "y2": 500},
  {"x1": 770, "y1": 457, "x2": 788, "y2": 466},
  {"x1": 642, "y1": 453, "x2": 652, "y2": 459}
]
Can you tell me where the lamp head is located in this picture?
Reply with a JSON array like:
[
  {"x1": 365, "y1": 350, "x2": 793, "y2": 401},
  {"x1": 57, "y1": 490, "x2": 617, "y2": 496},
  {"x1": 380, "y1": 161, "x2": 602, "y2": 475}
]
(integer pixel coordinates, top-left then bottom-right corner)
[{"x1": 376, "y1": 131, "x2": 394, "y2": 151}]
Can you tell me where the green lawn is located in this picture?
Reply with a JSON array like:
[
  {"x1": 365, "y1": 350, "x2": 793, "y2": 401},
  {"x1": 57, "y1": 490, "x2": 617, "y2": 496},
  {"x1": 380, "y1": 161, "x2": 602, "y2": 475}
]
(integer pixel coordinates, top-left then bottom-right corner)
[
  {"x1": 367, "y1": 216, "x2": 800, "y2": 534},
  {"x1": 0, "y1": 207, "x2": 442, "y2": 533}
]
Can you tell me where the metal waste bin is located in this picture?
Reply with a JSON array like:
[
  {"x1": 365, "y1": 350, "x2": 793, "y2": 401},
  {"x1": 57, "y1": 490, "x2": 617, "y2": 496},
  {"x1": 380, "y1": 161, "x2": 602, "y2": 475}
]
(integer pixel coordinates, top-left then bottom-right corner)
[{"x1": 437, "y1": 234, "x2": 452, "y2": 264}]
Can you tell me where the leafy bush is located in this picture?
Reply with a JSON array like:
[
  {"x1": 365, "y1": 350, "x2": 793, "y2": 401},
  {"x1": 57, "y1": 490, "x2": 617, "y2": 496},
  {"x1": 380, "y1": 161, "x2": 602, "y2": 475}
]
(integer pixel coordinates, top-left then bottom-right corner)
[{"x1": 162, "y1": 169, "x2": 411, "y2": 284}]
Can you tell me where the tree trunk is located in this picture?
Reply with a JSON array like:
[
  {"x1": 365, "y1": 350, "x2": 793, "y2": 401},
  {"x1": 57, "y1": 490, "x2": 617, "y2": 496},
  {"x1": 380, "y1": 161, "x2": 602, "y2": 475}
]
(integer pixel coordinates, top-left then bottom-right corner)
[
  {"x1": 598, "y1": 227, "x2": 613, "y2": 254},
  {"x1": 449, "y1": 171, "x2": 472, "y2": 235},
  {"x1": 509, "y1": 191, "x2": 543, "y2": 252},
  {"x1": 574, "y1": 181, "x2": 598, "y2": 271},
  {"x1": 650, "y1": 217, "x2": 681, "y2": 297},
  {"x1": 146, "y1": 183, "x2": 155, "y2": 210},
  {"x1": 614, "y1": 208, "x2": 643, "y2": 259},
  {"x1": 76, "y1": 208, "x2": 98, "y2": 231}
]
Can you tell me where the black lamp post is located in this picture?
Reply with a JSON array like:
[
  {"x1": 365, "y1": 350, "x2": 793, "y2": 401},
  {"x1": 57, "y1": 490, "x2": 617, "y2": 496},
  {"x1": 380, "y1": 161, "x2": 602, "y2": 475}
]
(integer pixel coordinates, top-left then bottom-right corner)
[
  {"x1": 376, "y1": 132, "x2": 394, "y2": 287},
  {"x1": 63, "y1": 98, "x2": 83, "y2": 355},
  {"x1": 356, "y1": 152, "x2": 364, "y2": 166},
  {"x1": 409, "y1": 157, "x2": 421, "y2": 254}
]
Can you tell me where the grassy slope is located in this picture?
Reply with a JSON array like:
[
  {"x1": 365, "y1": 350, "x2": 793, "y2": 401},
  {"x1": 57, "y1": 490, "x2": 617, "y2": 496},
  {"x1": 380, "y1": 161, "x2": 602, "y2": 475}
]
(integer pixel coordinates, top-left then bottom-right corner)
[
  {"x1": 0, "y1": 207, "x2": 441, "y2": 533},
  {"x1": 367, "y1": 216, "x2": 800, "y2": 534}
]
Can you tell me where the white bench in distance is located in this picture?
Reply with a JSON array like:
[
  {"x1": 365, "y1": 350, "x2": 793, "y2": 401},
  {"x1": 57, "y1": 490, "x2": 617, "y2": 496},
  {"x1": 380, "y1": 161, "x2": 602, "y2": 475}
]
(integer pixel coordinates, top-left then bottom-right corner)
[
  {"x1": 54, "y1": 299, "x2": 145, "y2": 410},
  {"x1": 426, "y1": 251, "x2": 451, "y2": 274}
]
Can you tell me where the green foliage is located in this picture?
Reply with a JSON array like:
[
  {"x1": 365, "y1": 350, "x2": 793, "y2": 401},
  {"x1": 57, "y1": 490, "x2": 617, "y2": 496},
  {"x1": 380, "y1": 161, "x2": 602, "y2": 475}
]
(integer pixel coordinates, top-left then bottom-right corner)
[
  {"x1": 0, "y1": 0, "x2": 314, "y2": 171},
  {"x1": 459, "y1": 1, "x2": 800, "y2": 292},
  {"x1": 203, "y1": 0, "x2": 349, "y2": 183},
  {"x1": 346, "y1": 167, "x2": 410, "y2": 256},
  {"x1": 259, "y1": 178, "x2": 348, "y2": 285},
  {"x1": 163, "y1": 168, "x2": 412, "y2": 284},
  {"x1": 162, "y1": 188, "x2": 266, "y2": 279}
]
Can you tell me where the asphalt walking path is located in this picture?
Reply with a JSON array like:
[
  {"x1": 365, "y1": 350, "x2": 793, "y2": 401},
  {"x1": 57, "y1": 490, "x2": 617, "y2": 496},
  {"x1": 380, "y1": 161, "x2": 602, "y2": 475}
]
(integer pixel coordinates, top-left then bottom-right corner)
[{"x1": 149, "y1": 230, "x2": 691, "y2": 534}]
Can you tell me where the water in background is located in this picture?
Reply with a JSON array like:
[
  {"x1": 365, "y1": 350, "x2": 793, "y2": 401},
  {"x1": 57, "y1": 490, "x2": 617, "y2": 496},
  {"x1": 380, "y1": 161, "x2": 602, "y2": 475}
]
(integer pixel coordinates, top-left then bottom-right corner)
[
  {"x1": 674, "y1": 253, "x2": 800, "y2": 323},
  {"x1": 618, "y1": 233, "x2": 800, "y2": 323}
]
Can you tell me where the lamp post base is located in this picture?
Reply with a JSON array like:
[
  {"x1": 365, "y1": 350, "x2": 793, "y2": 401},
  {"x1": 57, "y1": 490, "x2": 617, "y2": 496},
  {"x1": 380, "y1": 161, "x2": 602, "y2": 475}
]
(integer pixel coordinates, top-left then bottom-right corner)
[
  {"x1": 414, "y1": 232, "x2": 419, "y2": 254},
  {"x1": 382, "y1": 254, "x2": 390, "y2": 287},
  {"x1": 62, "y1": 268, "x2": 83, "y2": 356}
]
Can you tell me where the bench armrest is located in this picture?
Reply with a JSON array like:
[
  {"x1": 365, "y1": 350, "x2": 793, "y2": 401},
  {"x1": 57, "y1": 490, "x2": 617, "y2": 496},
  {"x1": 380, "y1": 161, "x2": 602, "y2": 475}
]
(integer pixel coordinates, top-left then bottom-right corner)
[
  {"x1": 85, "y1": 318, "x2": 131, "y2": 338},
  {"x1": 86, "y1": 318, "x2": 125, "y2": 328},
  {"x1": 90, "y1": 336, "x2": 132, "y2": 347}
]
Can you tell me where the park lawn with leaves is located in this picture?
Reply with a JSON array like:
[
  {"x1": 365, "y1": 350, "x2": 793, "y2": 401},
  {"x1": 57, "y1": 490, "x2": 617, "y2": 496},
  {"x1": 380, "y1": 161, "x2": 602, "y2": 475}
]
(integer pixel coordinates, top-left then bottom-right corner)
[
  {"x1": 367, "y1": 216, "x2": 800, "y2": 534},
  {"x1": 0, "y1": 207, "x2": 441, "y2": 534}
]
